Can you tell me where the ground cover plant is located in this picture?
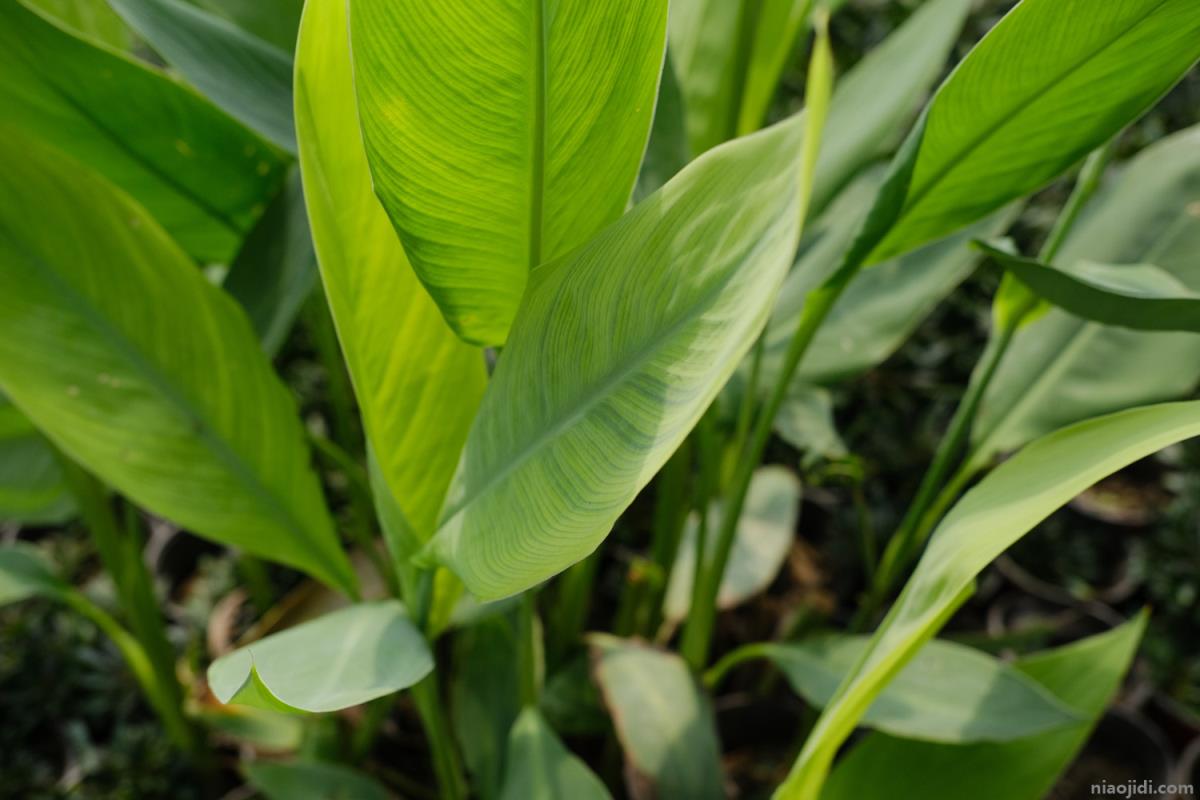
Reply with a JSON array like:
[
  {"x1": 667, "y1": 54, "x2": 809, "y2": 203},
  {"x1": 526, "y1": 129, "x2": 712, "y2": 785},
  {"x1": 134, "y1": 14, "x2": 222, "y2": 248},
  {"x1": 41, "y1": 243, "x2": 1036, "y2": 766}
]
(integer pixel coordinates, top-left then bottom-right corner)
[{"x1": 1, "y1": 0, "x2": 1200, "y2": 797}]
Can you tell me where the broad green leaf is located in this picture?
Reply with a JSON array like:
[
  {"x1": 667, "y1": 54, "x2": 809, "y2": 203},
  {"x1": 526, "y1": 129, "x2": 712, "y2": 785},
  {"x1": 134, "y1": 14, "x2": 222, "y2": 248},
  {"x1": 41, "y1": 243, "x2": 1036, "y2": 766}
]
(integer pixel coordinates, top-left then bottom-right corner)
[
  {"x1": 295, "y1": 0, "x2": 486, "y2": 541},
  {"x1": 0, "y1": 0, "x2": 287, "y2": 264},
  {"x1": 499, "y1": 708, "x2": 612, "y2": 800},
  {"x1": 735, "y1": 636, "x2": 1079, "y2": 743},
  {"x1": 590, "y1": 636, "x2": 724, "y2": 800},
  {"x1": 540, "y1": 657, "x2": 609, "y2": 736},
  {"x1": 0, "y1": 131, "x2": 355, "y2": 595},
  {"x1": 208, "y1": 601, "x2": 432, "y2": 713},
  {"x1": 664, "y1": 466, "x2": 801, "y2": 621},
  {"x1": 450, "y1": 611, "x2": 523, "y2": 800},
  {"x1": 822, "y1": 615, "x2": 1147, "y2": 800},
  {"x1": 776, "y1": 401, "x2": 1200, "y2": 799},
  {"x1": 974, "y1": 125, "x2": 1200, "y2": 460},
  {"x1": 980, "y1": 244, "x2": 1200, "y2": 332},
  {"x1": 198, "y1": 705, "x2": 305, "y2": 751},
  {"x1": 27, "y1": 0, "x2": 131, "y2": 48},
  {"x1": 425, "y1": 112, "x2": 810, "y2": 601},
  {"x1": 736, "y1": 0, "x2": 814, "y2": 136},
  {"x1": 0, "y1": 396, "x2": 75, "y2": 524},
  {"x1": 809, "y1": 0, "x2": 971, "y2": 214},
  {"x1": 861, "y1": 0, "x2": 1200, "y2": 267},
  {"x1": 245, "y1": 760, "x2": 390, "y2": 800},
  {"x1": 0, "y1": 545, "x2": 69, "y2": 606},
  {"x1": 186, "y1": 0, "x2": 302, "y2": 51},
  {"x1": 105, "y1": 0, "x2": 296, "y2": 152},
  {"x1": 222, "y1": 169, "x2": 317, "y2": 356},
  {"x1": 351, "y1": 0, "x2": 669, "y2": 346}
]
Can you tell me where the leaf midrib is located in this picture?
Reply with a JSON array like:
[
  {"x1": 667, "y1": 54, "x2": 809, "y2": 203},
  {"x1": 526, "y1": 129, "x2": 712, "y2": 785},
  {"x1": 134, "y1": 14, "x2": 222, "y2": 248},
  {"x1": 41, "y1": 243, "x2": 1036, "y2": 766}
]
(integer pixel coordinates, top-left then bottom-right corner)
[
  {"x1": 3, "y1": 230, "x2": 332, "y2": 572},
  {"x1": 891, "y1": 0, "x2": 1173, "y2": 236}
]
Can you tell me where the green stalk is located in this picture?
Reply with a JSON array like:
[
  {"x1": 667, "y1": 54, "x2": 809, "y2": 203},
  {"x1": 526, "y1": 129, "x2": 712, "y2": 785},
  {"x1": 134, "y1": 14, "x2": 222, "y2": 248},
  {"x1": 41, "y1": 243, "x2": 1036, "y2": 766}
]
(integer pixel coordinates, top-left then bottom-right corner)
[
  {"x1": 517, "y1": 591, "x2": 542, "y2": 708},
  {"x1": 58, "y1": 458, "x2": 200, "y2": 756},
  {"x1": 410, "y1": 673, "x2": 467, "y2": 800},
  {"x1": 680, "y1": 17, "x2": 836, "y2": 667},
  {"x1": 680, "y1": 409, "x2": 725, "y2": 668},
  {"x1": 636, "y1": 441, "x2": 692, "y2": 636},
  {"x1": 863, "y1": 141, "x2": 1118, "y2": 618},
  {"x1": 548, "y1": 553, "x2": 599, "y2": 666}
]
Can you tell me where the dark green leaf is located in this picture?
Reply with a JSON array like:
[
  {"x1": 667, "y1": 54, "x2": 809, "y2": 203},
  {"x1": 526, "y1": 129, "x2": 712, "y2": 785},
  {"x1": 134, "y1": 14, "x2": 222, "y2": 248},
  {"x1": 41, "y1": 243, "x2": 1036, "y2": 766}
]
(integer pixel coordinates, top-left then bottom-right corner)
[
  {"x1": 245, "y1": 760, "x2": 390, "y2": 800},
  {"x1": 498, "y1": 709, "x2": 612, "y2": 800}
]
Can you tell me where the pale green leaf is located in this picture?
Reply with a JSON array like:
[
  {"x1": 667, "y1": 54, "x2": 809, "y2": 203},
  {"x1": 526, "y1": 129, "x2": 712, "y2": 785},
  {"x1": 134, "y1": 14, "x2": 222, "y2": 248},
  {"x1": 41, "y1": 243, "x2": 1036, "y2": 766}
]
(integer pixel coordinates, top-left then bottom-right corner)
[
  {"x1": 809, "y1": 0, "x2": 971, "y2": 214},
  {"x1": 743, "y1": 636, "x2": 1079, "y2": 743},
  {"x1": 245, "y1": 760, "x2": 390, "y2": 800},
  {"x1": 0, "y1": 131, "x2": 356, "y2": 595},
  {"x1": 773, "y1": 384, "x2": 846, "y2": 464},
  {"x1": 499, "y1": 708, "x2": 612, "y2": 800},
  {"x1": 0, "y1": 396, "x2": 75, "y2": 524},
  {"x1": 208, "y1": 601, "x2": 432, "y2": 713},
  {"x1": 0, "y1": 0, "x2": 287, "y2": 263},
  {"x1": 104, "y1": 0, "x2": 295, "y2": 151},
  {"x1": 295, "y1": 0, "x2": 486, "y2": 541},
  {"x1": 979, "y1": 244, "x2": 1200, "y2": 332},
  {"x1": 351, "y1": 0, "x2": 669, "y2": 345},
  {"x1": 664, "y1": 466, "x2": 801, "y2": 621},
  {"x1": 222, "y1": 168, "x2": 317, "y2": 355},
  {"x1": 591, "y1": 635, "x2": 724, "y2": 800},
  {"x1": 426, "y1": 112, "x2": 809, "y2": 601},
  {"x1": 974, "y1": 124, "x2": 1200, "y2": 459},
  {"x1": 0, "y1": 545, "x2": 69, "y2": 606},
  {"x1": 777, "y1": 401, "x2": 1200, "y2": 798},
  {"x1": 822, "y1": 615, "x2": 1147, "y2": 800}
]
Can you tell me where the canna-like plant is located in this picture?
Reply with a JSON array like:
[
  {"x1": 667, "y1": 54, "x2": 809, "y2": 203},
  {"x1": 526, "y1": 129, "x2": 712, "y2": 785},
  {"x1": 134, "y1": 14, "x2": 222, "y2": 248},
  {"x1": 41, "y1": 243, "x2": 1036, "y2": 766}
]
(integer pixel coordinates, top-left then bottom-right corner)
[{"x1": 0, "y1": 0, "x2": 1199, "y2": 797}]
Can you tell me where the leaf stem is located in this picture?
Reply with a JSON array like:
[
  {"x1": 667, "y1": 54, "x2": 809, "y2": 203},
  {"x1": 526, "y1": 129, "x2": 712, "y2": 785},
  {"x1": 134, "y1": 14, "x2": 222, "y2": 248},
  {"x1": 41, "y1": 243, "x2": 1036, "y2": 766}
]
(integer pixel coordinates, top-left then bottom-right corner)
[
  {"x1": 58, "y1": 457, "x2": 201, "y2": 757},
  {"x1": 410, "y1": 672, "x2": 467, "y2": 800}
]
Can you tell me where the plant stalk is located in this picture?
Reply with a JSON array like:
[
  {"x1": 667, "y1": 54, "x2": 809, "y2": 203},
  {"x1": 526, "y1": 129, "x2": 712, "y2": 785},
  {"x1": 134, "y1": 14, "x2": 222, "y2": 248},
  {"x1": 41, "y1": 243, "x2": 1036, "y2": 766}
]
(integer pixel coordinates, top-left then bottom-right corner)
[
  {"x1": 410, "y1": 672, "x2": 467, "y2": 800},
  {"x1": 58, "y1": 458, "x2": 200, "y2": 756}
]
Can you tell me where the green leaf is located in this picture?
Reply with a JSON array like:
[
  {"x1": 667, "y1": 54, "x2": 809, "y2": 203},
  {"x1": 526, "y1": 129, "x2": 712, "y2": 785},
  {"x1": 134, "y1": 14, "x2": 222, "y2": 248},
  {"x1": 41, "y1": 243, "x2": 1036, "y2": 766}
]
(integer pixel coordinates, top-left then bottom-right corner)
[
  {"x1": 245, "y1": 760, "x2": 390, "y2": 800},
  {"x1": 0, "y1": 0, "x2": 287, "y2": 264},
  {"x1": 297, "y1": 0, "x2": 486, "y2": 546},
  {"x1": 590, "y1": 635, "x2": 724, "y2": 800},
  {"x1": 822, "y1": 615, "x2": 1147, "y2": 800},
  {"x1": 351, "y1": 0, "x2": 669, "y2": 346},
  {"x1": 425, "y1": 112, "x2": 810, "y2": 601},
  {"x1": 499, "y1": 708, "x2": 612, "y2": 800},
  {"x1": 0, "y1": 545, "x2": 69, "y2": 606},
  {"x1": 776, "y1": 401, "x2": 1200, "y2": 798},
  {"x1": 664, "y1": 466, "x2": 801, "y2": 621},
  {"x1": 741, "y1": 636, "x2": 1079, "y2": 743},
  {"x1": 0, "y1": 396, "x2": 75, "y2": 524},
  {"x1": 105, "y1": 0, "x2": 296, "y2": 151},
  {"x1": 861, "y1": 0, "x2": 1200, "y2": 268},
  {"x1": 736, "y1": 0, "x2": 814, "y2": 136},
  {"x1": 974, "y1": 124, "x2": 1200, "y2": 459},
  {"x1": 27, "y1": 0, "x2": 132, "y2": 48},
  {"x1": 0, "y1": 130, "x2": 355, "y2": 595},
  {"x1": 450, "y1": 611, "x2": 523, "y2": 800},
  {"x1": 208, "y1": 601, "x2": 432, "y2": 713},
  {"x1": 222, "y1": 168, "x2": 317, "y2": 355},
  {"x1": 186, "y1": 0, "x2": 302, "y2": 51},
  {"x1": 666, "y1": 0, "x2": 746, "y2": 154},
  {"x1": 809, "y1": 0, "x2": 971, "y2": 214},
  {"x1": 979, "y1": 244, "x2": 1200, "y2": 332}
]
